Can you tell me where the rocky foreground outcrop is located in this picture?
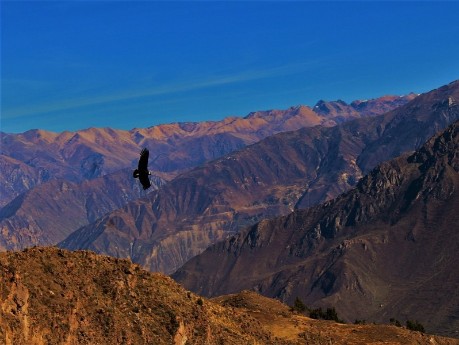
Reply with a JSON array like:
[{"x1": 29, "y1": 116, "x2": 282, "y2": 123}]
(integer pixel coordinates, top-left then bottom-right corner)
[
  {"x1": 1, "y1": 247, "x2": 458, "y2": 344},
  {"x1": 0, "y1": 247, "x2": 275, "y2": 345}
]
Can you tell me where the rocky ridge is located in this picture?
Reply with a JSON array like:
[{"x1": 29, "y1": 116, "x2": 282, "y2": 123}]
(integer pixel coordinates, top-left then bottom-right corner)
[
  {"x1": 173, "y1": 119, "x2": 459, "y2": 337},
  {"x1": 1, "y1": 247, "x2": 457, "y2": 344}
]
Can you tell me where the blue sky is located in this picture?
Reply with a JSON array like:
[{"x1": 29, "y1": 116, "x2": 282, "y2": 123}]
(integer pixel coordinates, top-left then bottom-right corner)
[{"x1": 1, "y1": 1, "x2": 459, "y2": 134}]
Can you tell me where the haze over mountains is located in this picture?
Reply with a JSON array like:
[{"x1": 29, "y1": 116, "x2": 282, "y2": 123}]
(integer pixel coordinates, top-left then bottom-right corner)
[
  {"x1": 174, "y1": 119, "x2": 459, "y2": 337},
  {"x1": 59, "y1": 81, "x2": 458, "y2": 275}
]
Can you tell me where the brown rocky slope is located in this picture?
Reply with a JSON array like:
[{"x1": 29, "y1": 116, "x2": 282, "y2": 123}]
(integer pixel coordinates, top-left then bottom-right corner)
[
  {"x1": 60, "y1": 81, "x2": 458, "y2": 275},
  {"x1": 173, "y1": 120, "x2": 459, "y2": 337},
  {"x1": 1, "y1": 247, "x2": 457, "y2": 345}
]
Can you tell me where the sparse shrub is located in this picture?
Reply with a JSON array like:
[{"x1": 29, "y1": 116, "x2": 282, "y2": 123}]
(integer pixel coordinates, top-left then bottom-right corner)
[
  {"x1": 389, "y1": 318, "x2": 402, "y2": 327},
  {"x1": 42, "y1": 262, "x2": 54, "y2": 274},
  {"x1": 292, "y1": 297, "x2": 307, "y2": 313},
  {"x1": 309, "y1": 307, "x2": 343, "y2": 323},
  {"x1": 354, "y1": 319, "x2": 366, "y2": 325},
  {"x1": 406, "y1": 320, "x2": 425, "y2": 333},
  {"x1": 325, "y1": 307, "x2": 340, "y2": 322},
  {"x1": 165, "y1": 310, "x2": 179, "y2": 335},
  {"x1": 197, "y1": 298, "x2": 203, "y2": 306},
  {"x1": 309, "y1": 307, "x2": 323, "y2": 320}
]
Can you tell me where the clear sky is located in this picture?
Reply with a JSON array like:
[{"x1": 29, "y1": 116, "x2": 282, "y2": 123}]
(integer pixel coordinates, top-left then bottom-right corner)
[{"x1": 1, "y1": 1, "x2": 459, "y2": 134}]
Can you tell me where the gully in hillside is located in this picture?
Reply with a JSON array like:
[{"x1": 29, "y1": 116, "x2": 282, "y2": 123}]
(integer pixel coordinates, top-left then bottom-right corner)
[{"x1": 133, "y1": 148, "x2": 152, "y2": 190}]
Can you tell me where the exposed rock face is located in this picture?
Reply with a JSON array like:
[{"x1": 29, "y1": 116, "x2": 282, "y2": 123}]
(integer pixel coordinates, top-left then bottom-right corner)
[
  {"x1": 0, "y1": 94, "x2": 414, "y2": 207},
  {"x1": 173, "y1": 120, "x2": 459, "y2": 338},
  {"x1": 0, "y1": 247, "x2": 457, "y2": 345},
  {"x1": 0, "y1": 170, "x2": 165, "y2": 251},
  {"x1": 0, "y1": 155, "x2": 50, "y2": 209},
  {"x1": 60, "y1": 80, "x2": 459, "y2": 275},
  {"x1": 0, "y1": 247, "x2": 274, "y2": 344}
]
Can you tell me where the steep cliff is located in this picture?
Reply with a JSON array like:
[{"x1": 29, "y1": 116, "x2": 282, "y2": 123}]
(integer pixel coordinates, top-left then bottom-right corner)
[{"x1": 173, "y1": 120, "x2": 459, "y2": 337}]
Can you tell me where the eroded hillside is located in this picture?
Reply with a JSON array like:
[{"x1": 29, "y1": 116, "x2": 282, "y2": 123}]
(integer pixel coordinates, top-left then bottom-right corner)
[{"x1": 1, "y1": 247, "x2": 457, "y2": 345}]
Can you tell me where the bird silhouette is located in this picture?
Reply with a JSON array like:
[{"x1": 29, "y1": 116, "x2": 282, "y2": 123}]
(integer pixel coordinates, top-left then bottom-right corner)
[{"x1": 133, "y1": 148, "x2": 151, "y2": 190}]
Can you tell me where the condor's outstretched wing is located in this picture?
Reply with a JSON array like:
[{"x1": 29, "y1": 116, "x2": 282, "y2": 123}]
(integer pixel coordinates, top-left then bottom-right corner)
[{"x1": 138, "y1": 148, "x2": 149, "y2": 170}]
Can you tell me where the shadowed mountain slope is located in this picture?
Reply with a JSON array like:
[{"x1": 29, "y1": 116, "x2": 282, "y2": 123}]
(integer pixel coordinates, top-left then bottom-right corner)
[
  {"x1": 173, "y1": 120, "x2": 459, "y2": 337},
  {"x1": 1, "y1": 247, "x2": 457, "y2": 345},
  {"x1": 0, "y1": 155, "x2": 51, "y2": 210},
  {"x1": 59, "y1": 81, "x2": 459, "y2": 275},
  {"x1": 0, "y1": 170, "x2": 165, "y2": 251},
  {"x1": 0, "y1": 94, "x2": 415, "y2": 207}
]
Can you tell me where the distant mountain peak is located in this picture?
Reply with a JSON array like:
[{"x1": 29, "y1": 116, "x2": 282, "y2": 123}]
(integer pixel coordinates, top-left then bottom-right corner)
[
  {"x1": 311, "y1": 94, "x2": 420, "y2": 120},
  {"x1": 313, "y1": 99, "x2": 350, "y2": 116}
]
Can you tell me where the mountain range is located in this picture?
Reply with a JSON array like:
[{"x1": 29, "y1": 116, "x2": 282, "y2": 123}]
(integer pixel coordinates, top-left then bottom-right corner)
[
  {"x1": 1, "y1": 80, "x2": 458, "y2": 341},
  {"x1": 0, "y1": 94, "x2": 415, "y2": 208},
  {"x1": 59, "y1": 81, "x2": 458, "y2": 275},
  {"x1": 173, "y1": 119, "x2": 459, "y2": 337},
  {"x1": 1, "y1": 247, "x2": 457, "y2": 344},
  {"x1": 0, "y1": 94, "x2": 416, "y2": 252}
]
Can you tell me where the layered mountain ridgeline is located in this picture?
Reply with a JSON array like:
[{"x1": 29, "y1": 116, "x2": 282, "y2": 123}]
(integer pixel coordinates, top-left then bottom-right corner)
[
  {"x1": 0, "y1": 94, "x2": 414, "y2": 207},
  {"x1": 59, "y1": 80, "x2": 459, "y2": 275},
  {"x1": 313, "y1": 93, "x2": 418, "y2": 122},
  {"x1": 173, "y1": 120, "x2": 459, "y2": 337},
  {"x1": 1, "y1": 248, "x2": 457, "y2": 345},
  {"x1": 0, "y1": 170, "x2": 165, "y2": 251},
  {"x1": 0, "y1": 106, "x2": 325, "y2": 253}
]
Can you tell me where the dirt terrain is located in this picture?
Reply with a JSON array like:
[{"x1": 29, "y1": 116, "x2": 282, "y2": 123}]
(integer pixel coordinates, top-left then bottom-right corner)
[{"x1": 1, "y1": 247, "x2": 458, "y2": 344}]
